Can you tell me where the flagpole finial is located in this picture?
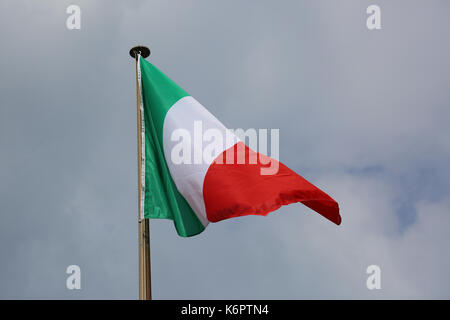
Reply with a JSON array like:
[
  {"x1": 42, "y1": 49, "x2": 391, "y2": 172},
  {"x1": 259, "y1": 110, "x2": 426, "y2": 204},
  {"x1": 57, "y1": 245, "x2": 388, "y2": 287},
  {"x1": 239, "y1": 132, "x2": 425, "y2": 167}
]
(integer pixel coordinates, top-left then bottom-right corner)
[{"x1": 129, "y1": 45, "x2": 151, "y2": 59}]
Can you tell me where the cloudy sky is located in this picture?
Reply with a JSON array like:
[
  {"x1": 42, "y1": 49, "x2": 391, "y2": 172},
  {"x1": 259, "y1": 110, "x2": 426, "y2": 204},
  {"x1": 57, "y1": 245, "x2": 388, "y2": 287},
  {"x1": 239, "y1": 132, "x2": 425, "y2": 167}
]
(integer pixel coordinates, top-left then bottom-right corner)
[{"x1": 1, "y1": 0, "x2": 449, "y2": 299}]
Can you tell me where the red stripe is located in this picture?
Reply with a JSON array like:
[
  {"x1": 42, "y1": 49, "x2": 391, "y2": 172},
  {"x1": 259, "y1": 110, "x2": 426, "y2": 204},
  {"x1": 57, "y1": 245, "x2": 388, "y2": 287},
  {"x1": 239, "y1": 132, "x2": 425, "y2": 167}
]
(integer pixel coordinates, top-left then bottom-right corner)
[{"x1": 203, "y1": 142, "x2": 341, "y2": 225}]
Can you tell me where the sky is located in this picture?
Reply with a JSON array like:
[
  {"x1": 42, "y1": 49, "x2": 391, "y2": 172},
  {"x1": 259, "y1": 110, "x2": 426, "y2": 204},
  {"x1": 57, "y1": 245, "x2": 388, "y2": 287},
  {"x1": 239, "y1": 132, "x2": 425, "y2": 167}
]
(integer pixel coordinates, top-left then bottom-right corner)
[{"x1": 0, "y1": 0, "x2": 449, "y2": 299}]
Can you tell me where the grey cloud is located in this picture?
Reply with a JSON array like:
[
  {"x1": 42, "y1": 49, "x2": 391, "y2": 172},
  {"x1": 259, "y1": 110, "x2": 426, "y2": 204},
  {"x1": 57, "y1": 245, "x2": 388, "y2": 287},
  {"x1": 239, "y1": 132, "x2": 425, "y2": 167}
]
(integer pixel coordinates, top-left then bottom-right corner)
[{"x1": 0, "y1": 0, "x2": 449, "y2": 299}]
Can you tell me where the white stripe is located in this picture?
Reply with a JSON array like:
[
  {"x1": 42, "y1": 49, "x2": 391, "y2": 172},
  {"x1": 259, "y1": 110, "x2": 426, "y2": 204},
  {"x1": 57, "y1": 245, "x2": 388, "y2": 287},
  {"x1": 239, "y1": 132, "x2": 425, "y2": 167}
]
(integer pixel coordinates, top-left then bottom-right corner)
[
  {"x1": 162, "y1": 96, "x2": 239, "y2": 225},
  {"x1": 138, "y1": 55, "x2": 146, "y2": 221}
]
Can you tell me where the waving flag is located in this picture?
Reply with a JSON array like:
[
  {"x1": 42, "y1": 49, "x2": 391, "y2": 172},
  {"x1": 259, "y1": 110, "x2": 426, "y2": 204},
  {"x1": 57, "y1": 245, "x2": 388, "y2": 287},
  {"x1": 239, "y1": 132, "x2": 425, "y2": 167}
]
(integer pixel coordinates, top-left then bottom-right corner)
[{"x1": 137, "y1": 55, "x2": 340, "y2": 237}]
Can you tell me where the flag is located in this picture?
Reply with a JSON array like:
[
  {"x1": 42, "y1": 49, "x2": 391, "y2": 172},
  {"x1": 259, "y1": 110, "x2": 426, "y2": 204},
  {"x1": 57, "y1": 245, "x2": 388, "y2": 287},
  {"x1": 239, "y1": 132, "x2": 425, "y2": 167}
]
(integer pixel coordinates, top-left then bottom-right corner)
[{"x1": 137, "y1": 55, "x2": 340, "y2": 237}]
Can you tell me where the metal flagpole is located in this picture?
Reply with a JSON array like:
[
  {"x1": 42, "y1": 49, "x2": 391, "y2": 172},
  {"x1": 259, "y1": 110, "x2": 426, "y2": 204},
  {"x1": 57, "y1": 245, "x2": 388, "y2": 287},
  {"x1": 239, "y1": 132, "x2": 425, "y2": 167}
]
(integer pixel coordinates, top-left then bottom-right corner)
[{"x1": 130, "y1": 45, "x2": 152, "y2": 300}]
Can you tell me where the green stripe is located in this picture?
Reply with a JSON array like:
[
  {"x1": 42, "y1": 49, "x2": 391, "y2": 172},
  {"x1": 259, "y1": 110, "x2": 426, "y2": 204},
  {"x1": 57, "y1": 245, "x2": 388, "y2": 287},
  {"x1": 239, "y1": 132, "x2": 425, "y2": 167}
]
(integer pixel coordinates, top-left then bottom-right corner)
[
  {"x1": 140, "y1": 59, "x2": 189, "y2": 147},
  {"x1": 140, "y1": 58, "x2": 205, "y2": 237}
]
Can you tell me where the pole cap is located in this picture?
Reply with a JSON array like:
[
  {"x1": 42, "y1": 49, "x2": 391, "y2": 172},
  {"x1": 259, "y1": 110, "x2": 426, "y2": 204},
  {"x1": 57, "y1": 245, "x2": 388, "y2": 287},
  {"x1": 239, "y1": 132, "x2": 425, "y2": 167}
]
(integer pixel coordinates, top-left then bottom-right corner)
[{"x1": 129, "y1": 46, "x2": 151, "y2": 59}]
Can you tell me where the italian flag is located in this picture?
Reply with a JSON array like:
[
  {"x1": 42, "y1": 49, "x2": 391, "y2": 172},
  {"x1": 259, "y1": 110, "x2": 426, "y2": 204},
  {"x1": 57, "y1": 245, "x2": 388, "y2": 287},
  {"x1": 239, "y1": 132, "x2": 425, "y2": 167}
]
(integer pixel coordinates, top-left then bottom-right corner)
[{"x1": 137, "y1": 55, "x2": 340, "y2": 237}]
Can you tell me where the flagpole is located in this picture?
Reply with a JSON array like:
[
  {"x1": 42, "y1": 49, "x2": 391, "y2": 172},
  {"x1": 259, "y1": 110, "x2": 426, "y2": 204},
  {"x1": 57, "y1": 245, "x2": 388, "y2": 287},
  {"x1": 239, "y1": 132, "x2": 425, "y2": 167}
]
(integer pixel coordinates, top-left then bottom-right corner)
[{"x1": 130, "y1": 45, "x2": 152, "y2": 300}]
